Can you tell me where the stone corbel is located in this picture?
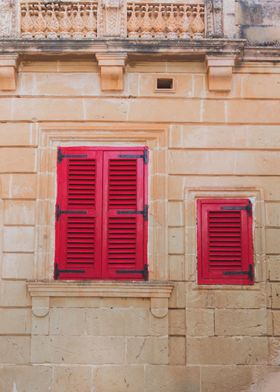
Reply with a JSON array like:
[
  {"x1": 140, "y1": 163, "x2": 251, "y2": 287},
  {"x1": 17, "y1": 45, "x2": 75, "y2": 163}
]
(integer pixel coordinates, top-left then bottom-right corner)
[
  {"x1": 96, "y1": 53, "x2": 127, "y2": 91},
  {"x1": 206, "y1": 56, "x2": 235, "y2": 92},
  {"x1": 0, "y1": 54, "x2": 19, "y2": 91}
]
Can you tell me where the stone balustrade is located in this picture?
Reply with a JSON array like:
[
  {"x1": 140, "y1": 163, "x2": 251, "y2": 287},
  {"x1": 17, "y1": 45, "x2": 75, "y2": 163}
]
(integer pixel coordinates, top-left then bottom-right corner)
[{"x1": 18, "y1": 0, "x2": 208, "y2": 40}]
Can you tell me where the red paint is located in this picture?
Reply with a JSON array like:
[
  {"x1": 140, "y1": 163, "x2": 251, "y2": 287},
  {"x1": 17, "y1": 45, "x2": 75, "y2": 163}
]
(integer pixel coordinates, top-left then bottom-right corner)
[
  {"x1": 55, "y1": 146, "x2": 148, "y2": 280},
  {"x1": 197, "y1": 199, "x2": 254, "y2": 285}
]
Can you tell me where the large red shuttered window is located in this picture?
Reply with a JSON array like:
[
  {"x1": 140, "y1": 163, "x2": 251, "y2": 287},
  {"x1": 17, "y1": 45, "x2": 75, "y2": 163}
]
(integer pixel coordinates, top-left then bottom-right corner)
[
  {"x1": 197, "y1": 199, "x2": 254, "y2": 285},
  {"x1": 55, "y1": 146, "x2": 148, "y2": 280}
]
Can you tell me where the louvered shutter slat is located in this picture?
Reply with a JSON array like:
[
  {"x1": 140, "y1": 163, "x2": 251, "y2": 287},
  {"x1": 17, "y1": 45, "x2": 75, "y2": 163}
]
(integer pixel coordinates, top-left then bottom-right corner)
[
  {"x1": 197, "y1": 199, "x2": 253, "y2": 285},
  {"x1": 102, "y1": 150, "x2": 147, "y2": 280},
  {"x1": 55, "y1": 148, "x2": 103, "y2": 279}
]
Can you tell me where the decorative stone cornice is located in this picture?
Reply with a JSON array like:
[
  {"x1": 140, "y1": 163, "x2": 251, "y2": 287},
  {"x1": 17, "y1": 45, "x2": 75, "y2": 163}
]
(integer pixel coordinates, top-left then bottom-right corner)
[
  {"x1": 27, "y1": 280, "x2": 174, "y2": 318},
  {"x1": 206, "y1": 55, "x2": 236, "y2": 91},
  {"x1": 96, "y1": 52, "x2": 127, "y2": 91},
  {"x1": 0, "y1": 54, "x2": 19, "y2": 91}
]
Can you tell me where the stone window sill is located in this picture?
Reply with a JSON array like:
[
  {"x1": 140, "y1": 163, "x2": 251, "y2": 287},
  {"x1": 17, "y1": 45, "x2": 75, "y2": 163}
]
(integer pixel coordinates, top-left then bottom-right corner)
[{"x1": 27, "y1": 280, "x2": 174, "y2": 319}]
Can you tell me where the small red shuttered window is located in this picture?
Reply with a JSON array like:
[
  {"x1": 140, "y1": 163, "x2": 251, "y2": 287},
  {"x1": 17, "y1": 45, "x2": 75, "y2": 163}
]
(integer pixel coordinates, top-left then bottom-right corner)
[
  {"x1": 197, "y1": 199, "x2": 254, "y2": 285},
  {"x1": 55, "y1": 146, "x2": 148, "y2": 280}
]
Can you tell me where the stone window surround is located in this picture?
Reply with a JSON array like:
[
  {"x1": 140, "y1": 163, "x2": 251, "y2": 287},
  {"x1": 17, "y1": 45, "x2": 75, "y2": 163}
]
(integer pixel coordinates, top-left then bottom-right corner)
[
  {"x1": 28, "y1": 123, "x2": 172, "y2": 323},
  {"x1": 184, "y1": 186, "x2": 265, "y2": 288}
]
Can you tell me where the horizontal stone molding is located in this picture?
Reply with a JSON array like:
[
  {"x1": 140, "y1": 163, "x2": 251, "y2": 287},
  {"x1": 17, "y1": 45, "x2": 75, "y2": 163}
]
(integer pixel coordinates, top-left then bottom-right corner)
[{"x1": 27, "y1": 281, "x2": 174, "y2": 318}]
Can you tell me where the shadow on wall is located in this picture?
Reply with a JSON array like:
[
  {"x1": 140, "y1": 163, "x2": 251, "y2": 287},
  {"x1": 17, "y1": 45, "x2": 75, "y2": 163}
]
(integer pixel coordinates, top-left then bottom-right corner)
[{"x1": 238, "y1": 0, "x2": 280, "y2": 45}]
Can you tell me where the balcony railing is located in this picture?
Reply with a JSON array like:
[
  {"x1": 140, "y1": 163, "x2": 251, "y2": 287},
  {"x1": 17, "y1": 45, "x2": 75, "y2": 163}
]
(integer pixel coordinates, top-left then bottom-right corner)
[{"x1": 19, "y1": 0, "x2": 211, "y2": 40}]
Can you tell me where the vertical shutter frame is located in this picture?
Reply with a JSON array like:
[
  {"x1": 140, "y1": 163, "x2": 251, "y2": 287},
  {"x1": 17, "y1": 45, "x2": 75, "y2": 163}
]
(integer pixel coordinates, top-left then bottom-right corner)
[{"x1": 197, "y1": 198, "x2": 254, "y2": 285}]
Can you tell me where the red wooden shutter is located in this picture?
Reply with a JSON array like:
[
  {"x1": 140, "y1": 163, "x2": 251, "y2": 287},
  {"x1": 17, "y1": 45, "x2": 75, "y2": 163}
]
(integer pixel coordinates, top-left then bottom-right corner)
[
  {"x1": 197, "y1": 199, "x2": 254, "y2": 285},
  {"x1": 102, "y1": 148, "x2": 148, "y2": 280},
  {"x1": 55, "y1": 147, "x2": 103, "y2": 279}
]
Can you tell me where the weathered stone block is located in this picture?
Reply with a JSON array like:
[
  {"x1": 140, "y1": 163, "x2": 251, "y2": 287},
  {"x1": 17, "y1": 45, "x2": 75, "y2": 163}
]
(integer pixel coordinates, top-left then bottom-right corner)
[
  {"x1": 215, "y1": 309, "x2": 267, "y2": 336},
  {"x1": 3, "y1": 226, "x2": 35, "y2": 252},
  {"x1": 0, "y1": 337, "x2": 31, "y2": 364},
  {"x1": 187, "y1": 337, "x2": 268, "y2": 365},
  {"x1": 0, "y1": 174, "x2": 37, "y2": 199},
  {"x1": 0, "y1": 281, "x2": 31, "y2": 307},
  {"x1": 271, "y1": 284, "x2": 280, "y2": 309},
  {"x1": 52, "y1": 366, "x2": 92, "y2": 392},
  {"x1": 169, "y1": 337, "x2": 186, "y2": 365},
  {"x1": 169, "y1": 255, "x2": 185, "y2": 281},
  {"x1": 269, "y1": 257, "x2": 280, "y2": 281},
  {"x1": 31, "y1": 336, "x2": 125, "y2": 364},
  {"x1": 93, "y1": 365, "x2": 145, "y2": 392},
  {"x1": 201, "y1": 366, "x2": 253, "y2": 392},
  {"x1": 0, "y1": 365, "x2": 52, "y2": 392},
  {"x1": 0, "y1": 148, "x2": 36, "y2": 173},
  {"x1": 0, "y1": 308, "x2": 31, "y2": 334},
  {"x1": 169, "y1": 282, "x2": 186, "y2": 309},
  {"x1": 126, "y1": 336, "x2": 168, "y2": 364},
  {"x1": 186, "y1": 309, "x2": 214, "y2": 336},
  {"x1": 169, "y1": 309, "x2": 185, "y2": 336},
  {"x1": 4, "y1": 200, "x2": 35, "y2": 225},
  {"x1": 272, "y1": 311, "x2": 280, "y2": 336},
  {"x1": 145, "y1": 365, "x2": 200, "y2": 392},
  {"x1": 168, "y1": 227, "x2": 185, "y2": 254},
  {"x1": 168, "y1": 201, "x2": 184, "y2": 227},
  {"x1": 2, "y1": 253, "x2": 34, "y2": 279}
]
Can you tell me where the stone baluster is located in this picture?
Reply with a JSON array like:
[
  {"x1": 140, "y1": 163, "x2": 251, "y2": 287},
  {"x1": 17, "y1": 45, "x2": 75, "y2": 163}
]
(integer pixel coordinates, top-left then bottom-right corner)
[
  {"x1": 21, "y1": 3, "x2": 34, "y2": 39},
  {"x1": 59, "y1": 5, "x2": 72, "y2": 39},
  {"x1": 153, "y1": 4, "x2": 166, "y2": 39},
  {"x1": 84, "y1": 4, "x2": 97, "y2": 38},
  {"x1": 141, "y1": 4, "x2": 153, "y2": 39},
  {"x1": 127, "y1": 3, "x2": 140, "y2": 39},
  {"x1": 166, "y1": 4, "x2": 178, "y2": 39},
  {"x1": 33, "y1": 3, "x2": 47, "y2": 39},
  {"x1": 191, "y1": 4, "x2": 205, "y2": 39},
  {"x1": 179, "y1": 5, "x2": 191, "y2": 39},
  {"x1": 46, "y1": 3, "x2": 60, "y2": 39}
]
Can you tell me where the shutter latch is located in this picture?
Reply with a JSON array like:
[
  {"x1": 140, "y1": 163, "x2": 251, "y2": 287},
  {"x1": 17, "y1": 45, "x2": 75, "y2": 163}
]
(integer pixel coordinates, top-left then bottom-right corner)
[
  {"x1": 223, "y1": 264, "x2": 254, "y2": 282},
  {"x1": 56, "y1": 205, "x2": 87, "y2": 220},
  {"x1": 54, "y1": 263, "x2": 85, "y2": 279},
  {"x1": 117, "y1": 204, "x2": 148, "y2": 221},
  {"x1": 221, "y1": 203, "x2": 252, "y2": 213},
  {"x1": 118, "y1": 148, "x2": 148, "y2": 164},
  {"x1": 57, "y1": 148, "x2": 88, "y2": 163},
  {"x1": 116, "y1": 264, "x2": 148, "y2": 281}
]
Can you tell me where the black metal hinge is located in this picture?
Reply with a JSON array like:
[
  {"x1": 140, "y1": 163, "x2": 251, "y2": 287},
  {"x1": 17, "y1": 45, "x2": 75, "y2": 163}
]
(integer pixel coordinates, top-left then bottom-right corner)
[
  {"x1": 116, "y1": 264, "x2": 148, "y2": 281},
  {"x1": 54, "y1": 263, "x2": 85, "y2": 279},
  {"x1": 117, "y1": 204, "x2": 148, "y2": 221},
  {"x1": 56, "y1": 205, "x2": 87, "y2": 220},
  {"x1": 221, "y1": 203, "x2": 252, "y2": 214},
  {"x1": 118, "y1": 148, "x2": 148, "y2": 164},
  {"x1": 223, "y1": 264, "x2": 254, "y2": 282},
  {"x1": 57, "y1": 148, "x2": 88, "y2": 163}
]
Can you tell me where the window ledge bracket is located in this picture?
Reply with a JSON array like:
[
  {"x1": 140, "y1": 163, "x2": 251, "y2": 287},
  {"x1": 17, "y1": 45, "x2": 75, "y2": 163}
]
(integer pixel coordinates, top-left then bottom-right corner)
[{"x1": 27, "y1": 280, "x2": 174, "y2": 319}]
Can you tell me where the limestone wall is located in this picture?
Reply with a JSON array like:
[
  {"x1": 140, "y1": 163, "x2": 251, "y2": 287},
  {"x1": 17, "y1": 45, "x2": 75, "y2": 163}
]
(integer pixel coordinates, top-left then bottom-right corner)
[{"x1": 0, "y1": 58, "x2": 280, "y2": 391}]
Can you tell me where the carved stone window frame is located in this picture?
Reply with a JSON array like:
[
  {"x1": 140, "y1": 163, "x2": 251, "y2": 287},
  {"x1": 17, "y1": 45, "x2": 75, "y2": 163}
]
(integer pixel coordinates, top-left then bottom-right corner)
[
  {"x1": 184, "y1": 186, "x2": 265, "y2": 288},
  {"x1": 36, "y1": 123, "x2": 168, "y2": 281}
]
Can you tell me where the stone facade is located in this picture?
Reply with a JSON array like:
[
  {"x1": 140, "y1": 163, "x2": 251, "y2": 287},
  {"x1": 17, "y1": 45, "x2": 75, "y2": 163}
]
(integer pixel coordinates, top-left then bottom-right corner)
[{"x1": 0, "y1": 1, "x2": 280, "y2": 391}]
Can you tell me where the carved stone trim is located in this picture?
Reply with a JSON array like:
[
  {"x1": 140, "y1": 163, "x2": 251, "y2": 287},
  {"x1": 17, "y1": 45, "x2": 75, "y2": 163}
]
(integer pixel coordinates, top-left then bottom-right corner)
[
  {"x1": 98, "y1": 0, "x2": 127, "y2": 37},
  {"x1": 0, "y1": 54, "x2": 19, "y2": 91},
  {"x1": 0, "y1": 0, "x2": 18, "y2": 38},
  {"x1": 206, "y1": 55, "x2": 235, "y2": 91},
  {"x1": 96, "y1": 52, "x2": 127, "y2": 91},
  {"x1": 205, "y1": 0, "x2": 223, "y2": 38},
  {"x1": 27, "y1": 281, "x2": 174, "y2": 318}
]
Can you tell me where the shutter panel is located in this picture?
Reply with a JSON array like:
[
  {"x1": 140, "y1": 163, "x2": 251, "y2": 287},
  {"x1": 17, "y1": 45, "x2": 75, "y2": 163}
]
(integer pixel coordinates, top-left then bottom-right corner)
[
  {"x1": 197, "y1": 199, "x2": 254, "y2": 285},
  {"x1": 102, "y1": 148, "x2": 148, "y2": 280},
  {"x1": 55, "y1": 147, "x2": 103, "y2": 279}
]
